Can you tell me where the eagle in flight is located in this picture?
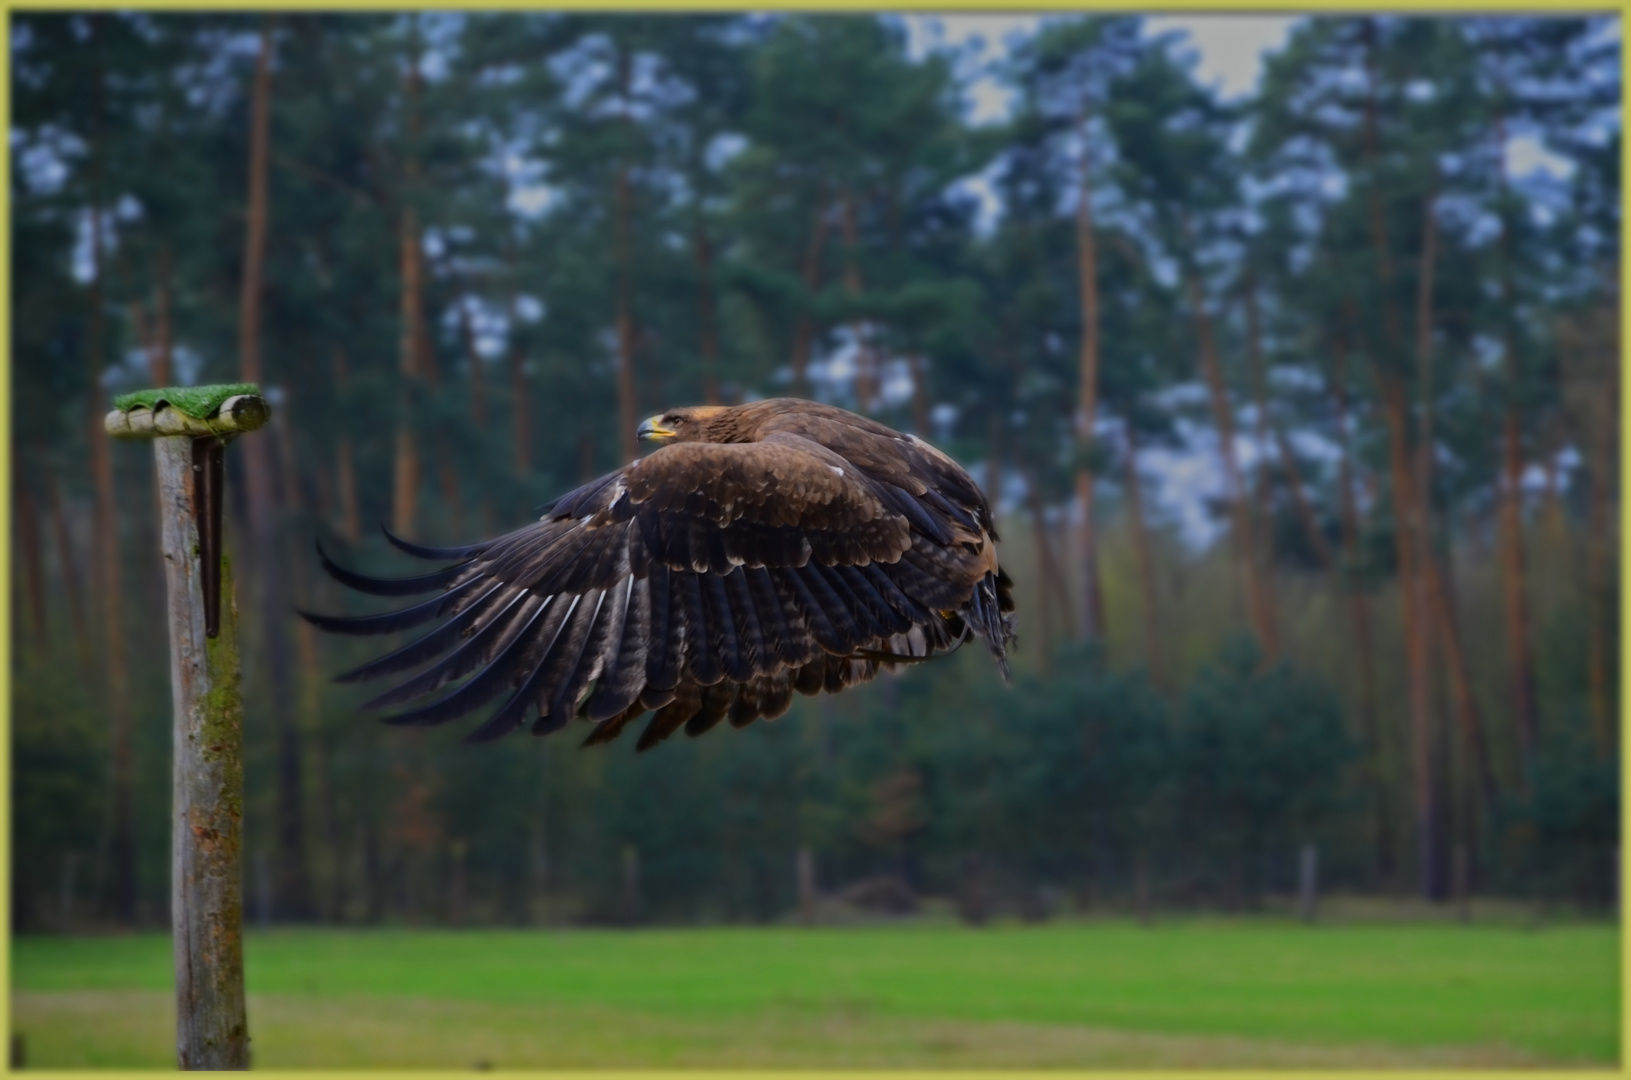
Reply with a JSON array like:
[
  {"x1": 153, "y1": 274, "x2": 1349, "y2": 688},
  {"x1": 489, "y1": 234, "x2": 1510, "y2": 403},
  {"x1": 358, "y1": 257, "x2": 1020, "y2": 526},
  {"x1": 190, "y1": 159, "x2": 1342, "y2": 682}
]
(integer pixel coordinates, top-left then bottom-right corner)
[{"x1": 305, "y1": 399, "x2": 1015, "y2": 751}]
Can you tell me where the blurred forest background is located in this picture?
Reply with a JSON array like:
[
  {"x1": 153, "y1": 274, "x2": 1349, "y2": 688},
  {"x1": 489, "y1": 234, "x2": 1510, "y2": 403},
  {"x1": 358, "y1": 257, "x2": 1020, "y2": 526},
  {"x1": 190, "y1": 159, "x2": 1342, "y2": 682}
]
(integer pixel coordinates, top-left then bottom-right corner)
[{"x1": 10, "y1": 12, "x2": 1621, "y2": 933}]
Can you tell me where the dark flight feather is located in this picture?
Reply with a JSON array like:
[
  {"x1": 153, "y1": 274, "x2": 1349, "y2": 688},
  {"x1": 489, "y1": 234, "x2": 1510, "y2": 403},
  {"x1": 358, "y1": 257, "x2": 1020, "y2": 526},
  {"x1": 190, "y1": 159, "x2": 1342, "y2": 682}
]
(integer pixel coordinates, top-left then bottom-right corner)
[
  {"x1": 317, "y1": 539, "x2": 470, "y2": 597},
  {"x1": 303, "y1": 398, "x2": 1015, "y2": 750}
]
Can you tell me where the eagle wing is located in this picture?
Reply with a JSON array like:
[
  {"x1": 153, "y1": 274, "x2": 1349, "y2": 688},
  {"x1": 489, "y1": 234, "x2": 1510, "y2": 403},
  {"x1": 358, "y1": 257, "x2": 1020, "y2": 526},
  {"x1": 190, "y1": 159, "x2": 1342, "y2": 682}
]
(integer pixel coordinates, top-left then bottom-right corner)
[{"x1": 304, "y1": 431, "x2": 1004, "y2": 750}]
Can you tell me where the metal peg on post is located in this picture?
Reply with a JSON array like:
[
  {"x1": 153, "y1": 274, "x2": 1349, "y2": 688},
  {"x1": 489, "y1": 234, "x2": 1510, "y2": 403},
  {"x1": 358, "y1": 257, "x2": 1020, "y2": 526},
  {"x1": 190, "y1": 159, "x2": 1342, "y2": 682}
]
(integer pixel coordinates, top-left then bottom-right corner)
[{"x1": 108, "y1": 385, "x2": 269, "y2": 1071}]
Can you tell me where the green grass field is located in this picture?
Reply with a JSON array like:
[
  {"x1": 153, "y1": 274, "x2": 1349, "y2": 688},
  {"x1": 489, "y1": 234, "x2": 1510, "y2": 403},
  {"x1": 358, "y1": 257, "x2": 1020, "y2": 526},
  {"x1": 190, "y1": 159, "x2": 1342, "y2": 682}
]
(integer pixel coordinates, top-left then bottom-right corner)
[{"x1": 11, "y1": 920, "x2": 1620, "y2": 1068}]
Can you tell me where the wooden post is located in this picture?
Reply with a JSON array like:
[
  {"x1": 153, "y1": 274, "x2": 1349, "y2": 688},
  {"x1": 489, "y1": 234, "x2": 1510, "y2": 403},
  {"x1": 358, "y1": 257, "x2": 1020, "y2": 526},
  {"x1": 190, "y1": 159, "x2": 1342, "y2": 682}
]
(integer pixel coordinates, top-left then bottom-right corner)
[
  {"x1": 621, "y1": 845, "x2": 641, "y2": 925},
  {"x1": 1453, "y1": 843, "x2": 1470, "y2": 925},
  {"x1": 1134, "y1": 850, "x2": 1152, "y2": 926},
  {"x1": 108, "y1": 387, "x2": 269, "y2": 1071},
  {"x1": 796, "y1": 846, "x2": 816, "y2": 923},
  {"x1": 1298, "y1": 844, "x2": 1318, "y2": 924}
]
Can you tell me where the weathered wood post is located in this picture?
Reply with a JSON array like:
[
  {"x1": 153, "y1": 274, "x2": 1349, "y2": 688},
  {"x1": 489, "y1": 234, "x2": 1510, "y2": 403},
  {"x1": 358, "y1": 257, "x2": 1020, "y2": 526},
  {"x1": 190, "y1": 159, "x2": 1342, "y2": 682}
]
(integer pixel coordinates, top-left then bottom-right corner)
[
  {"x1": 796, "y1": 845, "x2": 817, "y2": 923},
  {"x1": 107, "y1": 384, "x2": 269, "y2": 1071},
  {"x1": 1297, "y1": 843, "x2": 1318, "y2": 924},
  {"x1": 621, "y1": 844, "x2": 642, "y2": 925}
]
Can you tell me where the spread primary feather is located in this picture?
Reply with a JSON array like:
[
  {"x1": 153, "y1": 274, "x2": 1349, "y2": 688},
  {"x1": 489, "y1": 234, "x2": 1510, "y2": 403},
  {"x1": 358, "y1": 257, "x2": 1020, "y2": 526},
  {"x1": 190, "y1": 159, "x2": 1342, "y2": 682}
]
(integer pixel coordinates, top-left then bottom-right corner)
[{"x1": 303, "y1": 398, "x2": 1016, "y2": 750}]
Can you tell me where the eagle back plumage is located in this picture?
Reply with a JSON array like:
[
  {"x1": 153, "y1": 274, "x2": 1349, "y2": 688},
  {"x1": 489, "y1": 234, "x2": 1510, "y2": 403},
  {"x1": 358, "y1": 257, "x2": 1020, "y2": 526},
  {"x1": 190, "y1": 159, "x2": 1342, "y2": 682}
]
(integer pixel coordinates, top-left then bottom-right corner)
[{"x1": 304, "y1": 399, "x2": 1015, "y2": 751}]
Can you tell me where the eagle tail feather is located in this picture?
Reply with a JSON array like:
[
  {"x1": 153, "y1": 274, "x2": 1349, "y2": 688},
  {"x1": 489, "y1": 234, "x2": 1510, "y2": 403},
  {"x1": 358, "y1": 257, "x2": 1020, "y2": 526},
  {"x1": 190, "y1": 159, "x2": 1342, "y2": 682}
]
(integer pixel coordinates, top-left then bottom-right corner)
[{"x1": 967, "y1": 571, "x2": 1012, "y2": 685}]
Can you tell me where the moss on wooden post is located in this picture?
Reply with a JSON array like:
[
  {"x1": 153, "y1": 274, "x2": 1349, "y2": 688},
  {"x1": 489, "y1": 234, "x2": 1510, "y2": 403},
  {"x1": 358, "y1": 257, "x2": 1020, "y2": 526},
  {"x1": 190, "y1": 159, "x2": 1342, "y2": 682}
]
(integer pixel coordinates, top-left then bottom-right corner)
[{"x1": 108, "y1": 384, "x2": 266, "y2": 1071}]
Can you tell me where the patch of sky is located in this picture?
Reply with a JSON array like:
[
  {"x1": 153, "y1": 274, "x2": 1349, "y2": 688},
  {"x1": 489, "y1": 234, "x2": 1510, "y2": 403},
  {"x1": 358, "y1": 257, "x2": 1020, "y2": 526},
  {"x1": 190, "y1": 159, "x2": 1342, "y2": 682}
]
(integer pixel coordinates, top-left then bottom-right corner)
[
  {"x1": 72, "y1": 209, "x2": 97, "y2": 284},
  {"x1": 1506, "y1": 134, "x2": 1576, "y2": 182},
  {"x1": 1287, "y1": 237, "x2": 1316, "y2": 275},
  {"x1": 1153, "y1": 380, "x2": 1210, "y2": 412},
  {"x1": 18, "y1": 135, "x2": 73, "y2": 196},
  {"x1": 174, "y1": 345, "x2": 204, "y2": 387},
  {"x1": 514, "y1": 295, "x2": 546, "y2": 323},
  {"x1": 811, "y1": 329, "x2": 861, "y2": 401},
  {"x1": 904, "y1": 16, "x2": 1307, "y2": 244},
  {"x1": 506, "y1": 152, "x2": 555, "y2": 220},
  {"x1": 879, "y1": 358, "x2": 917, "y2": 412},
  {"x1": 1267, "y1": 365, "x2": 1323, "y2": 394},
  {"x1": 1473, "y1": 334, "x2": 1504, "y2": 372},
  {"x1": 417, "y1": 12, "x2": 462, "y2": 82},
  {"x1": 1437, "y1": 193, "x2": 1498, "y2": 247},
  {"x1": 900, "y1": 14, "x2": 1036, "y2": 126},
  {"x1": 1287, "y1": 427, "x2": 1341, "y2": 468},
  {"x1": 104, "y1": 347, "x2": 155, "y2": 393},
  {"x1": 949, "y1": 157, "x2": 1008, "y2": 237},
  {"x1": 1138, "y1": 420, "x2": 1230, "y2": 549},
  {"x1": 707, "y1": 132, "x2": 748, "y2": 172},
  {"x1": 1145, "y1": 16, "x2": 1301, "y2": 101},
  {"x1": 422, "y1": 228, "x2": 447, "y2": 261},
  {"x1": 550, "y1": 34, "x2": 613, "y2": 112}
]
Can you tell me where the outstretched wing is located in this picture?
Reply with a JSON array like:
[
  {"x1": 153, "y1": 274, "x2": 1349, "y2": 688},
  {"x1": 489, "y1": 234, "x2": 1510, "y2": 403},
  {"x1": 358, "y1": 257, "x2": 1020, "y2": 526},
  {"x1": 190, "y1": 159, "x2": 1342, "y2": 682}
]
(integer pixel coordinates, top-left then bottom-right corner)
[{"x1": 303, "y1": 431, "x2": 990, "y2": 749}]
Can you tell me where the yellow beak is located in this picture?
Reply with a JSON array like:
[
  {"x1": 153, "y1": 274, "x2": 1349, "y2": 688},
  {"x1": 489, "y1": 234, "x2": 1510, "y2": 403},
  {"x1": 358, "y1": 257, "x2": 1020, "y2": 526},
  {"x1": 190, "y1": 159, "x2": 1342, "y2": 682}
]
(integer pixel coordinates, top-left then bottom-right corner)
[{"x1": 637, "y1": 415, "x2": 676, "y2": 441}]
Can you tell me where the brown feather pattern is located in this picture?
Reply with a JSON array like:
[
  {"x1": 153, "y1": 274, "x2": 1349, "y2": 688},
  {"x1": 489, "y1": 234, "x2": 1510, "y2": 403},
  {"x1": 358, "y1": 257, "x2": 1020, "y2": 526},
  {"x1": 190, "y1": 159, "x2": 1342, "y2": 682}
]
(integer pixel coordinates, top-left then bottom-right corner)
[{"x1": 304, "y1": 399, "x2": 1015, "y2": 750}]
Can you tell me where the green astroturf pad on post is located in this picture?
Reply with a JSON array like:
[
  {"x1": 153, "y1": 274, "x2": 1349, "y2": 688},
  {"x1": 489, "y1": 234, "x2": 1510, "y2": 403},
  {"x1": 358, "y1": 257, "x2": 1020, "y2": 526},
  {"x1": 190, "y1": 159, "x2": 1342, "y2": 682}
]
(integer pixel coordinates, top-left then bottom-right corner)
[{"x1": 113, "y1": 383, "x2": 262, "y2": 419}]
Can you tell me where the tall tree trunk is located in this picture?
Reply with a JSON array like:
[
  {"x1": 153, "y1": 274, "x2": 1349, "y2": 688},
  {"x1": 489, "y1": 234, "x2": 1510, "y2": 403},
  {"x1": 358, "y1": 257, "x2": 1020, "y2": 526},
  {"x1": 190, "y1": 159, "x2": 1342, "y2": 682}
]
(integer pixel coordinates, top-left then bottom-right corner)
[
  {"x1": 1024, "y1": 477, "x2": 1056, "y2": 675},
  {"x1": 1242, "y1": 274, "x2": 1281, "y2": 639},
  {"x1": 237, "y1": 21, "x2": 273, "y2": 388},
  {"x1": 1376, "y1": 369, "x2": 1441, "y2": 900},
  {"x1": 1275, "y1": 426, "x2": 1335, "y2": 572},
  {"x1": 1073, "y1": 114, "x2": 1105, "y2": 643},
  {"x1": 127, "y1": 299, "x2": 157, "y2": 381},
  {"x1": 153, "y1": 246, "x2": 173, "y2": 387},
  {"x1": 448, "y1": 271, "x2": 488, "y2": 429},
  {"x1": 1183, "y1": 219, "x2": 1274, "y2": 660},
  {"x1": 295, "y1": 611, "x2": 345, "y2": 921},
  {"x1": 1584, "y1": 283, "x2": 1617, "y2": 752},
  {"x1": 613, "y1": 43, "x2": 640, "y2": 464},
  {"x1": 265, "y1": 438, "x2": 313, "y2": 927},
  {"x1": 1490, "y1": 114, "x2": 1541, "y2": 766},
  {"x1": 506, "y1": 236, "x2": 532, "y2": 479},
  {"x1": 330, "y1": 345, "x2": 362, "y2": 545},
  {"x1": 1413, "y1": 183, "x2": 1496, "y2": 811},
  {"x1": 13, "y1": 454, "x2": 47, "y2": 651},
  {"x1": 275, "y1": 405, "x2": 337, "y2": 924},
  {"x1": 445, "y1": 263, "x2": 496, "y2": 532},
  {"x1": 1538, "y1": 439, "x2": 1568, "y2": 558},
  {"x1": 907, "y1": 353, "x2": 930, "y2": 437},
  {"x1": 1410, "y1": 182, "x2": 1466, "y2": 882},
  {"x1": 1123, "y1": 424, "x2": 1164, "y2": 689},
  {"x1": 393, "y1": 30, "x2": 424, "y2": 535},
  {"x1": 789, "y1": 199, "x2": 829, "y2": 398},
  {"x1": 1361, "y1": 25, "x2": 1443, "y2": 899},
  {"x1": 840, "y1": 191, "x2": 875, "y2": 414},
  {"x1": 694, "y1": 216, "x2": 721, "y2": 406},
  {"x1": 92, "y1": 245, "x2": 136, "y2": 923},
  {"x1": 393, "y1": 211, "x2": 423, "y2": 533},
  {"x1": 236, "y1": 20, "x2": 314, "y2": 921},
  {"x1": 43, "y1": 457, "x2": 92, "y2": 678},
  {"x1": 85, "y1": 37, "x2": 137, "y2": 923},
  {"x1": 410, "y1": 263, "x2": 463, "y2": 541},
  {"x1": 575, "y1": 434, "x2": 595, "y2": 484},
  {"x1": 985, "y1": 407, "x2": 1004, "y2": 520},
  {"x1": 128, "y1": 250, "x2": 174, "y2": 387},
  {"x1": 1329, "y1": 327, "x2": 1387, "y2": 882},
  {"x1": 1427, "y1": 552, "x2": 1497, "y2": 805}
]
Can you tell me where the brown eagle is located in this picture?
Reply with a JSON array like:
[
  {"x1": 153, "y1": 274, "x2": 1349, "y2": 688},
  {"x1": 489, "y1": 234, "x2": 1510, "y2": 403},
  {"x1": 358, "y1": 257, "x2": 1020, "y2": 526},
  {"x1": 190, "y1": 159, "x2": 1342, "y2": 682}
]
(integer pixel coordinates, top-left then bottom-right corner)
[{"x1": 305, "y1": 399, "x2": 1015, "y2": 750}]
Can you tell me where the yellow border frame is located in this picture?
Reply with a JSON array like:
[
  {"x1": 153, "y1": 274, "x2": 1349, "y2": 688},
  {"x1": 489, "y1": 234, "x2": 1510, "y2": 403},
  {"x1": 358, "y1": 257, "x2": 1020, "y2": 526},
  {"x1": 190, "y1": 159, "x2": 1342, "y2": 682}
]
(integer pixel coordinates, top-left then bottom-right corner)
[{"x1": 0, "y1": 4, "x2": 1622, "y2": 1079}]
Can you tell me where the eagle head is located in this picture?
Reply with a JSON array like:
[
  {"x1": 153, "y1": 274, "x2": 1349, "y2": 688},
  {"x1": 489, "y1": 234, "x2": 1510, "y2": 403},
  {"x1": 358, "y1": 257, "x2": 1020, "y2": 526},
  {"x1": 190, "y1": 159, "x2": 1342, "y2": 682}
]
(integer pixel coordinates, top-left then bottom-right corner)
[{"x1": 637, "y1": 405, "x2": 731, "y2": 445}]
